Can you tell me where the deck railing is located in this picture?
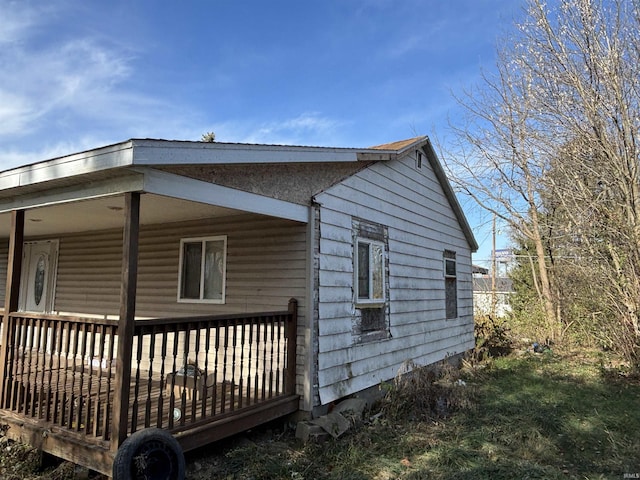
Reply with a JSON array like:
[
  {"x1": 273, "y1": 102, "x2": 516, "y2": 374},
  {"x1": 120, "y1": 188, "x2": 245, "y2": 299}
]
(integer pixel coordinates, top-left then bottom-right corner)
[
  {"x1": 0, "y1": 299, "x2": 297, "y2": 443},
  {"x1": 1, "y1": 313, "x2": 118, "y2": 440}
]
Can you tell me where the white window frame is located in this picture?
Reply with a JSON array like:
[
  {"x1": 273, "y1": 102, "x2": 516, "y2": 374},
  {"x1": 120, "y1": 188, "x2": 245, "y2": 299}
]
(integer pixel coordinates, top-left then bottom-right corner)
[
  {"x1": 355, "y1": 237, "x2": 386, "y2": 306},
  {"x1": 177, "y1": 235, "x2": 227, "y2": 304}
]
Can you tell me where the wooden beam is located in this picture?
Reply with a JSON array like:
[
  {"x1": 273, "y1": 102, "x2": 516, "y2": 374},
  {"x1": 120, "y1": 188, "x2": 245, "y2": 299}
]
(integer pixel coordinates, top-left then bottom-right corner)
[
  {"x1": 174, "y1": 395, "x2": 299, "y2": 453},
  {"x1": 0, "y1": 210, "x2": 24, "y2": 407},
  {"x1": 110, "y1": 192, "x2": 140, "y2": 452},
  {"x1": 0, "y1": 412, "x2": 113, "y2": 477}
]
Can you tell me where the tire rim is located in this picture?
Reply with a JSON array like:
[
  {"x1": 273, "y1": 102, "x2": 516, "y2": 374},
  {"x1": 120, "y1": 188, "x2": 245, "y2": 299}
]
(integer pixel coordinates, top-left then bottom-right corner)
[{"x1": 131, "y1": 439, "x2": 179, "y2": 480}]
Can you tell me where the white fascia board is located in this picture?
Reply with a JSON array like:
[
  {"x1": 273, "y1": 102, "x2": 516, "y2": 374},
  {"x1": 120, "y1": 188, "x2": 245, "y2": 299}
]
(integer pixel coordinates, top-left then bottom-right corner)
[
  {"x1": 139, "y1": 168, "x2": 309, "y2": 223},
  {"x1": 0, "y1": 142, "x2": 134, "y2": 191},
  {"x1": 0, "y1": 173, "x2": 144, "y2": 214},
  {"x1": 130, "y1": 140, "x2": 359, "y2": 165}
]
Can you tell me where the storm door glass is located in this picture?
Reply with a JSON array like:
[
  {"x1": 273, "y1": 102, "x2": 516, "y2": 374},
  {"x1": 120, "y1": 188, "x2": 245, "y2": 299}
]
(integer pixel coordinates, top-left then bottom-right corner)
[{"x1": 34, "y1": 255, "x2": 46, "y2": 306}]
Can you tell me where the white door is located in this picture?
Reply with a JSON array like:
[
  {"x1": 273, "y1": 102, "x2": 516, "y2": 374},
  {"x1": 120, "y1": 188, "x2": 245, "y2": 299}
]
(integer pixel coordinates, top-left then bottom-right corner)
[{"x1": 19, "y1": 240, "x2": 59, "y2": 313}]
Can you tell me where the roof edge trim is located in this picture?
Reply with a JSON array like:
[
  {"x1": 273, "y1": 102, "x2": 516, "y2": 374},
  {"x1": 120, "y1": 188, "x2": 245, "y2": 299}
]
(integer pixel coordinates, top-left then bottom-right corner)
[
  {"x1": 130, "y1": 140, "x2": 360, "y2": 165},
  {"x1": 0, "y1": 141, "x2": 134, "y2": 191}
]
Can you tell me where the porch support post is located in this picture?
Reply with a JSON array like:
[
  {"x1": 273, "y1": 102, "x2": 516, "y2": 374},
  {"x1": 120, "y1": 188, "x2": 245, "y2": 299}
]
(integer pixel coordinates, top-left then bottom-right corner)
[
  {"x1": 111, "y1": 192, "x2": 140, "y2": 451},
  {"x1": 286, "y1": 298, "x2": 298, "y2": 395},
  {"x1": 0, "y1": 210, "x2": 24, "y2": 406}
]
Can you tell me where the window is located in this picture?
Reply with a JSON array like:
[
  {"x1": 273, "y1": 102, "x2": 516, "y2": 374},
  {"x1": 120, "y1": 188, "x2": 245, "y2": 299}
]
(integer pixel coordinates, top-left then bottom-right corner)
[
  {"x1": 356, "y1": 238, "x2": 385, "y2": 304},
  {"x1": 444, "y1": 250, "x2": 457, "y2": 318},
  {"x1": 352, "y1": 219, "x2": 389, "y2": 341},
  {"x1": 178, "y1": 236, "x2": 226, "y2": 303}
]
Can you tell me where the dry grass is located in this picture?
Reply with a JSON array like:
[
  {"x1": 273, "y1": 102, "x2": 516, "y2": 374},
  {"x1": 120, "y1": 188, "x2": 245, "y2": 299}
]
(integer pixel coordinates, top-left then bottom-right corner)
[
  {"x1": 378, "y1": 359, "x2": 477, "y2": 422},
  {"x1": 0, "y1": 423, "x2": 78, "y2": 480}
]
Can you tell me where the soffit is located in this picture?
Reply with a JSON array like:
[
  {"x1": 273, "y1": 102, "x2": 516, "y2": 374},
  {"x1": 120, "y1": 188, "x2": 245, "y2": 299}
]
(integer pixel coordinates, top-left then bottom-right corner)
[{"x1": 0, "y1": 193, "x2": 241, "y2": 237}]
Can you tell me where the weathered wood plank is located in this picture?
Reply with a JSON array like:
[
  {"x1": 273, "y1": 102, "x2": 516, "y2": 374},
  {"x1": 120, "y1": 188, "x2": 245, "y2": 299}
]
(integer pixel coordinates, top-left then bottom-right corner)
[{"x1": 111, "y1": 192, "x2": 140, "y2": 450}]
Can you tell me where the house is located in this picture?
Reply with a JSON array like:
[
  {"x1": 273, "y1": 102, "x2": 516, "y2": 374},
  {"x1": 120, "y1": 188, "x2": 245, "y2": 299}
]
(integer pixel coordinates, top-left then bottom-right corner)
[
  {"x1": 0, "y1": 136, "x2": 477, "y2": 477},
  {"x1": 473, "y1": 276, "x2": 514, "y2": 318}
]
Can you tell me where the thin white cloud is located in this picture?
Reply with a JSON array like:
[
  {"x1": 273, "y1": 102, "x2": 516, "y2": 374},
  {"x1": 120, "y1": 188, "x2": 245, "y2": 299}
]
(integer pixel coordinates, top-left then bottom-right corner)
[
  {"x1": 0, "y1": 1, "x2": 200, "y2": 169},
  {"x1": 234, "y1": 112, "x2": 345, "y2": 146},
  {"x1": 0, "y1": 1, "x2": 47, "y2": 45},
  {"x1": 0, "y1": 91, "x2": 34, "y2": 136},
  {"x1": 0, "y1": 30, "x2": 134, "y2": 138}
]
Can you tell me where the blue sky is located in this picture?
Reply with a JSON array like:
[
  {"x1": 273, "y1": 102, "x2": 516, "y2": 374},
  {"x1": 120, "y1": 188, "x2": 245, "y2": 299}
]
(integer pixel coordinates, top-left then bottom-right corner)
[{"x1": 0, "y1": 0, "x2": 522, "y2": 263}]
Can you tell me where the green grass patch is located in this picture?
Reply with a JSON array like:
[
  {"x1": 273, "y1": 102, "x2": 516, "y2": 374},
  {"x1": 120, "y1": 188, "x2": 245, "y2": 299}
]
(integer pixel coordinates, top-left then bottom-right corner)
[
  {"x1": 424, "y1": 351, "x2": 640, "y2": 479},
  {"x1": 186, "y1": 349, "x2": 640, "y2": 479}
]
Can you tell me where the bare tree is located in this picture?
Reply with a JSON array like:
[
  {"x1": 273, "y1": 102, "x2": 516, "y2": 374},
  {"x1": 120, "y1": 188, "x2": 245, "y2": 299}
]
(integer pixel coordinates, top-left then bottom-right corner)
[
  {"x1": 446, "y1": 0, "x2": 640, "y2": 363},
  {"x1": 444, "y1": 31, "x2": 561, "y2": 338}
]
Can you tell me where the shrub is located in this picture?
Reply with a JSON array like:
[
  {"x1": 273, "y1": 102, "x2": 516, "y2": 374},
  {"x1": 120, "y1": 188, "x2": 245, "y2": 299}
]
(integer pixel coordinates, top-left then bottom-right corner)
[
  {"x1": 474, "y1": 314, "x2": 513, "y2": 360},
  {"x1": 378, "y1": 360, "x2": 476, "y2": 422}
]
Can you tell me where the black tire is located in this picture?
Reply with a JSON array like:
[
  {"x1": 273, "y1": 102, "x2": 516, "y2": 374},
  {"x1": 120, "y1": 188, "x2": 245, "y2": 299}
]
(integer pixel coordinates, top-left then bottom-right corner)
[{"x1": 113, "y1": 428, "x2": 185, "y2": 480}]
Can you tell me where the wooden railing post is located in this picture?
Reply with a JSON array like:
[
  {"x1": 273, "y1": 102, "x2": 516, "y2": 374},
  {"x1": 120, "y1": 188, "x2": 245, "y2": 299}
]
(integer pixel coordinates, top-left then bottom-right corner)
[
  {"x1": 286, "y1": 298, "x2": 298, "y2": 395},
  {"x1": 0, "y1": 210, "x2": 24, "y2": 407},
  {"x1": 111, "y1": 192, "x2": 140, "y2": 452}
]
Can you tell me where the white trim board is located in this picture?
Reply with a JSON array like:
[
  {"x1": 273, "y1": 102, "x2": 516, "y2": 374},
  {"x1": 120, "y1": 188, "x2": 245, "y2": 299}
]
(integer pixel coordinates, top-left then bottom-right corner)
[{"x1": 138, "y1": 168, "x2": 310, "y2": 223}]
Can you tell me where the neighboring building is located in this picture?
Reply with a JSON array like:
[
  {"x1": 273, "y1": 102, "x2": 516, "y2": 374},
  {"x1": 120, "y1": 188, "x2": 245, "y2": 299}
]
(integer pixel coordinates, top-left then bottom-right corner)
[
  {"x1": 473, "y1": 276, "x2": 514, "y2": 317},
  {"x1": 472, "y1": 264, "x2": 489, "y2": 275},
  {"x1": 0, "y1": 136, "x2": 477, "y2": 476}
]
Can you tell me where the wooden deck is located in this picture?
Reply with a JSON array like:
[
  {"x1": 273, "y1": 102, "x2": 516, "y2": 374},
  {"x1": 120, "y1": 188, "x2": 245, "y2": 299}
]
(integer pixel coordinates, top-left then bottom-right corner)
[
  {"x1": 0, "y1": 300, "x2": 299, "y2": 477},
  {"x1": 4, "y1": 366, "x2": 284, "y2": 438}
]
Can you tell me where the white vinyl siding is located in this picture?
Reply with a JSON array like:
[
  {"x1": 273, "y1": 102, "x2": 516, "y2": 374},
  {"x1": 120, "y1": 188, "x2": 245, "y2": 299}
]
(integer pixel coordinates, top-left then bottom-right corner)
[
  {"x1": 315, "y1": 153, "x2": 474, "y2": 404},
  {"x1": 48, "y1": 214, "x2": 306, "y2": 318}
]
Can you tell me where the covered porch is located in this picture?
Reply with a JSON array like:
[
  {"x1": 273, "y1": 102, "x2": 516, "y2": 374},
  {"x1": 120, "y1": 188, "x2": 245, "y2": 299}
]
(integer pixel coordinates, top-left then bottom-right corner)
[{"x1": 0, "y1": 151, "x2": 309, "y2": 476}]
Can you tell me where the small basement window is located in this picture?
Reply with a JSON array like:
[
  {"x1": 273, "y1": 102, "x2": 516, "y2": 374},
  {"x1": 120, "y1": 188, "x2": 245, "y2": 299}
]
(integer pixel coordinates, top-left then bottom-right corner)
[{"x1": 178, "y1": 236, "x2": 227, "y2": 303}]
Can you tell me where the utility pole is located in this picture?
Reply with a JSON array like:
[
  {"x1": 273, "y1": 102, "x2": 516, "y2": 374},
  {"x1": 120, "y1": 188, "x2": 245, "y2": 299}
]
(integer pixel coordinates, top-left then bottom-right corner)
[{"x1": 491, "y1": 214, "x2": 497, "y2": 318}]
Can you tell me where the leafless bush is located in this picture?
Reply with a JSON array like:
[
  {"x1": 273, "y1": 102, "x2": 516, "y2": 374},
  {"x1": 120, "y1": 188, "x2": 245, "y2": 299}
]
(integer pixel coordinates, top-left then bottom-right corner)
[{"x1": 378, "y1": 361, "x2": 476, "y2": 422}]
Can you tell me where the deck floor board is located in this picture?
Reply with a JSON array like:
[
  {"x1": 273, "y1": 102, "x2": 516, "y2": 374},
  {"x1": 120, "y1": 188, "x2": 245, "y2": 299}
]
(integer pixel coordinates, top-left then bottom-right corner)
[{"x1": 6, "y1": 366, "x2": 287, "y2": 444}]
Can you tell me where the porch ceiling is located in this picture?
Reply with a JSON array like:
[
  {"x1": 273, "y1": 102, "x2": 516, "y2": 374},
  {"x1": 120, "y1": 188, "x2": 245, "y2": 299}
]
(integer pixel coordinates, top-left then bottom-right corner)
[{"x1": 0, "y1": 194, "x2": 241, "y2": 237}]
